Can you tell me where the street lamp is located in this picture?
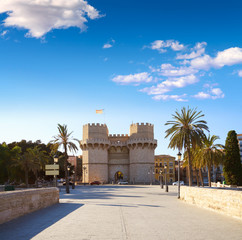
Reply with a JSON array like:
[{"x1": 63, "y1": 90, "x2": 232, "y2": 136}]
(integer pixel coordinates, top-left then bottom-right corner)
[
  {"x1": 164, "y1": 165, "x2": 168, "y2": 192},
  {"x1": 53, "y1": 155, "x2": 58, "y2": 187},
  {"x1": 177, "y1": 152, "x2": 182, "y2": 199},
  {"x1": 72, "y1": 170, "x2": 75, "y2": 189},
  {"x1": 67, "y1": 165, "x2": 70, "y2": 188},
  {"x1": 159, "y1": 170, "x2": 163, "y2": 189},
  {"x1": 148, "y1": 168, "x2": 155, "y2": 185},
  {"x1": 83, "y1": 166, "x2": 87, "y2": 185}
]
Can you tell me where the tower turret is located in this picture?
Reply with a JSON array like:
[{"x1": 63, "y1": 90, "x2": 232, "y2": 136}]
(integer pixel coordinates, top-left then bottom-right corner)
[
  {"x1": 80, "y1": 123, "x2": 110, "y2": 183},
  {"x1": 128, "y1": 123, "x2": 157, "y2": 184}
]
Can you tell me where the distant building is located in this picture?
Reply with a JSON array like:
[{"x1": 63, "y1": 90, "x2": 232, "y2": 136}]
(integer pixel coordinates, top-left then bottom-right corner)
[
  {"x1": 154, "y1": 155, "x2": 175, "y2": 184},
  {"x1": 67, "y1": 155, "x2": 82, "y2": 180},
  {"x1": 237, "y1": 134, "x2": 242, "y2": 164}
]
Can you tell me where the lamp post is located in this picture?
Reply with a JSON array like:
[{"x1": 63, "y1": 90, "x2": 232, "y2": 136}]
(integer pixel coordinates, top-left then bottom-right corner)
[
  {"x1": 148, "y1": 167, "x2": 154, "y2": 185},
  {"x1": 164, "y1": 165, "x2": 168, "y2": 192},
  {"x1": 72, "y1": 170, "x2": 75, "y2": 189},
  {"x1": 67, "y1": 166, "x2": 70, "y2": 189},
  {"x1": 53, "y1": 155, "x2": 58, "y2": 187},
  {"x1": 159, "y1": 170, "x2": 163, "y2": 189},
  {"x1": 177, "y1": 152, "x2": 182, "y2": 199},
  {"x1": 83, "y1": 166, "x2": 87, "y2": 185}
]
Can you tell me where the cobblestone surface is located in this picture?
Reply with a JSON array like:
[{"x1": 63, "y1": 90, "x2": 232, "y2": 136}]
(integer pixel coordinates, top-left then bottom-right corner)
[{"x1": 0, "y1": 185, "x2": 242, "y2": 240}]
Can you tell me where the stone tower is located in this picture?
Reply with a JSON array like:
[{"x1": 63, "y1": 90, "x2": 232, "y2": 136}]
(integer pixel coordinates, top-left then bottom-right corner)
[
  {"x1": 128, "y1": 123, "x2": 157, "y2": 184},
  {"x1": 80, "y1": 123, "x2": 110, "y2": 183}
]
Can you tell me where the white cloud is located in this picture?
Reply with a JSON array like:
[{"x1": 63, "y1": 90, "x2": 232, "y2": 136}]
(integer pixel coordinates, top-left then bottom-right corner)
[
  {"x1": 238, "y1": 70, "x2": 242, "y2": 77},
  {"x1": 190, "y1": 47, "x2": 242, "y2": 70},
  {"x1": 152, "y1": 94, "x2": 188, "y2": 102},
  {"x1": 112, "y1": 72, "x2": 153, "y2": 85},
  {"x1": 103, "y1": 43, "x2": 112, "y2": 49},
  {"x1": 149, "y1": 40, "x2": 185, "y2": 53},
  {"x1": 177, "y1": 42, "x2": 207, "y2": 60},
  {"x1": 0, "y1": 0, "x2": 102, "y2": 38},
  {"x1": 140, "y1": 74, "x2": 199, "y2": 95},
  {"x1": 103, "y1": 39, "x2": 115, "y2": 49},
  {"x1": 193, "y1": 87, "x2": 224, "y2": 100},
  {"x1": 1, "y1": 30, "x2": 8, "y2": 37},
  {"x1": 153, "y1": 63, "x2": 198, "y2": 77}
]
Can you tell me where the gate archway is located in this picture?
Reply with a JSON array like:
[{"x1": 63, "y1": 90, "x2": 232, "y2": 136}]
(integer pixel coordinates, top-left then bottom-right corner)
[{"x1": 115, "y1": 171, "x2": 123, "y2": 183}]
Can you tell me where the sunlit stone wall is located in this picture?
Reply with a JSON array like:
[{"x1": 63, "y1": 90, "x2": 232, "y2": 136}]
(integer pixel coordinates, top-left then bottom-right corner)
[
  {"x1": 0, "y1": 188, "x2": 59, "y2": 224},
  {"x1": 180, "y1": 186, "x2": 242, "y2": 220}
]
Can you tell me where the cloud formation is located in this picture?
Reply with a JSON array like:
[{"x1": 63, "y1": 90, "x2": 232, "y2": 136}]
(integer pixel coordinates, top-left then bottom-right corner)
[
  {"x1": 103, "y1": 39, "x2": 115, "y2": 49},
  {"x1": 149, "y1": 40, "x2": 185, "y2": 53},
  {"x1": 177, "y1": 42, "x2": 207, "y2": 60},
  {"x1": 151, "y1": 63, "x2": 198, "y2": 77},
  {"x1": 193, "y1": 85, "x2": 225, "y2": 100},
  {"x1": 190, "y1": 47, "x2": 242, "y2": 70},
  {"x1": 112, "y1": 72, "x2": 153, "y2": 85},
  {"x1": 140, "y1": 74, "x2": 198, "y2": 96},
  {"x1": 0, "y1": 0, "x2": 102, "y2": 38},
  {"x1": 152, "y1": 94, "x2": 187, "y2": 102},
  {"x1": 112, "y1": 39, "x2": 242, "y2": 101}
]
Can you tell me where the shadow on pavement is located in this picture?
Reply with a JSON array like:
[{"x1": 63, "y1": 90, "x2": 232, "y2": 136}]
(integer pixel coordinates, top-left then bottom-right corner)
[
  {"x1": 96, "y1": 203, "x2": 163, "y2": 208},
  {"x1": 60, "y1": 186, "x2": 144, "y2": 200},
  {"x1": 0, "y1": 202, "x2": 83, "y2": 240}
]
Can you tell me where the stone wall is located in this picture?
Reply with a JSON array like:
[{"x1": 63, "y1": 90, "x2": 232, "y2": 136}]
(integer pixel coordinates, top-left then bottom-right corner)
[
  {"x1": 0, "y1": 188, "x2": 59, "y2": 224},
  {"x1": 180, "y1": 186, "x2": 242, "y2": 220}
]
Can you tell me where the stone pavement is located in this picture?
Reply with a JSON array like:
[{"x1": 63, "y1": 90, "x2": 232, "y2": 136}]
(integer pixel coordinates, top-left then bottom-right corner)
[{"x1": 0, "y1": 185, "x2": 242, "y2": 240}]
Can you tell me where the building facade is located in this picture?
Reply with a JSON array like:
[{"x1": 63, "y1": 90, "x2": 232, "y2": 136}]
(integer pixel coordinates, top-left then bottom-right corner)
[
  {"x1": 80, "y1": 123, "x2": 157, "y2": 184},
  {"x1": 237, "y1": 134, "x2": 242, "y2": 164},
  {"x1": 154, "y1": 155, "x2": 175, "y2": 184}
]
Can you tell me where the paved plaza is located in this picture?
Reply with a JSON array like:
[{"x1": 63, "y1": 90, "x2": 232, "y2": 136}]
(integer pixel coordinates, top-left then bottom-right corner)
[{"x1": 0, "y1": 185, "x2": 242, "y2": 240}]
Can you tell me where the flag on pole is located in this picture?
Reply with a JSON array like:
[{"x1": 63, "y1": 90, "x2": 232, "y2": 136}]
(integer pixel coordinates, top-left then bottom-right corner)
[{"x1": 96, "y1": 109, "x2": 104, "y2": 114}]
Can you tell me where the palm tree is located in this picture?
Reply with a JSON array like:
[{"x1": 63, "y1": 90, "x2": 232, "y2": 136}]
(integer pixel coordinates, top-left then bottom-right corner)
[
  {"x1": 165, "y1": 107, "x2": 209, "y2": 186},
  {"x1": 28, "y1": 146, "x2": 49, "y2": 187},
  {"x1": 50, "y1": 124, "x2": 78, "y2": 193},
  {"x1": 197, "y1": 135, "x2": 224, "y2": 187}
]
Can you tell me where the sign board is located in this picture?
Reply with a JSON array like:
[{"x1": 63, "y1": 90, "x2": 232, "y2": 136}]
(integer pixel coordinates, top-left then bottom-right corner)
[
  {"x1": 45, "y1": 164, "x2": 59, "y2": 170},
  {"x1": 45, "y1": 170, "x2": 59, "y2": 175}
]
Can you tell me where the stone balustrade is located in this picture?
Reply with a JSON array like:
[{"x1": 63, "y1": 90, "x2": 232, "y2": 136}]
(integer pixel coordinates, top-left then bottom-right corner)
[
  {"x1": 180, "y1": 186, "x2": 242, "y2": 220},
  {"x1": 0, "y1": 188, "x2": 59, "y2": 224}
]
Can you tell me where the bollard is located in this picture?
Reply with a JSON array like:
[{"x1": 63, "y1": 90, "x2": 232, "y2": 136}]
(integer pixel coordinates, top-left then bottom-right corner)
[{"x1": 165, "y1": 185, "x2": 168, "y2": 192}]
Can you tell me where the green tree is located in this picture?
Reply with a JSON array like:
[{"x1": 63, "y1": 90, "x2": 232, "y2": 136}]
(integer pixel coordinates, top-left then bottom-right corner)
[
  {"x1": 12, "y1": 147, "x2": 38, "y2": 187},
  {"x1": 165, "y1": 107, "x2": 209, "y2": 186},
  {"x1": 0, "y1": 143, "x2": 11, "y2": 184},
  {"x1": 223, "y1": 130, "x2": 242, "y2": 185},
  {"x1": 50, "y1": 124, "x2": 78, "y2": 193}
]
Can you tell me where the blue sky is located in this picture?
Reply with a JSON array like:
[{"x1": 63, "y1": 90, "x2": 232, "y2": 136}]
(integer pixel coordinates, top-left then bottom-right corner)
[{"x1": 0, "y1": 0, "x2": 242, "y2": 156}]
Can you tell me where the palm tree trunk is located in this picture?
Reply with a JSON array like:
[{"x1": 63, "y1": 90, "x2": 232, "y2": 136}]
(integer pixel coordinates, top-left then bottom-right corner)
[
  {"x1": 64, "y1": 146, "x2": 70, "y2": 194},
  {"x1": 187, "y1": 147, "x2": 193, "y2": 186},
  {"x1": 199, "y1": 168, "x2": 204, "y2": 187},
  {"x1": 208, "y1": 165, "x2": 212, "y2": 187},
  {"x1": 195, "y1": 168, "x2": 200, "y2": 187}
]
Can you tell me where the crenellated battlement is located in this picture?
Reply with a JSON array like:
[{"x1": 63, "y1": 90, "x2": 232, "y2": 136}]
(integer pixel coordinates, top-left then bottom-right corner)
[
  {"x1": 130, "y1": 122, "x2": 153, "y2": 127},
  {"x1": 108, "y1": 134, "x2": 129, "y2": 137},
  {"x1": 129, "y1": 122, "x2": 154, "y2": 139},
  {"x1": 83, "y1": 123, "x2": 109, "y2": 141},
  {"x1": 84, "y1": 123, "x2": 107, "y2": 127}
]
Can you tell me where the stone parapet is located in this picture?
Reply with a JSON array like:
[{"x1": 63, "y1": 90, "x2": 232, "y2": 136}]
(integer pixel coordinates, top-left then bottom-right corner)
[
  {"x1": 180, "y1": 186, "x2": 242, "y2": 220},
  {"x1": 80, "y1": 139, "x2": 110, "y2": 150},
  {"x1": 0, "y1": 188, "x2": 59, "y2": 224},
  {"x1": 127, "y1": 138, "x2": 157, "y2": 149}
]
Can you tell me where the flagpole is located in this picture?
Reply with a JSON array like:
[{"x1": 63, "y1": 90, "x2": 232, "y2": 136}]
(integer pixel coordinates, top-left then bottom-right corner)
[{"x1": 104, "y1": 109, "x2": 106, "y2": 124}]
